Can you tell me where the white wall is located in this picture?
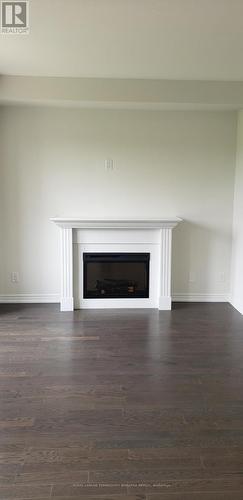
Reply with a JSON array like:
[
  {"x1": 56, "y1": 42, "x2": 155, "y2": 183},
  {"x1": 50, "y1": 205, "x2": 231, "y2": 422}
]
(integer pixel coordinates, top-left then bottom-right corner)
[
  {"x1": 231, "y1": 111, "x2": 243, "y2": 313},
  {"x1": 0, "y1": 105, "x2": 237, "y2": 302}
]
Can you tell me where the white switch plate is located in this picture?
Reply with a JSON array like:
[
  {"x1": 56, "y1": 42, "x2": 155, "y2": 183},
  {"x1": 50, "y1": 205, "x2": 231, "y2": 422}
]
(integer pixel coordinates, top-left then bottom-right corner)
[{"x1": 105, "y1": 158, "x2": 114, "y2": 171}]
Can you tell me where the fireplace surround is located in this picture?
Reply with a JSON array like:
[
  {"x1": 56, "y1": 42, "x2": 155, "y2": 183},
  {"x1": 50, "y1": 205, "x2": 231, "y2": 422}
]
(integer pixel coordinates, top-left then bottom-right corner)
[{"x1": 51, "y1": 218, "x2": 182, "y2": 311}]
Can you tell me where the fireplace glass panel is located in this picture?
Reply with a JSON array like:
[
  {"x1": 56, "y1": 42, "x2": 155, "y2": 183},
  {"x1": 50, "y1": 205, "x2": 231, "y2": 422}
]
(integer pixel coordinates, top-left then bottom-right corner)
[{"x1": 83, "y1": 253, "x2": 150, "y2": 298}]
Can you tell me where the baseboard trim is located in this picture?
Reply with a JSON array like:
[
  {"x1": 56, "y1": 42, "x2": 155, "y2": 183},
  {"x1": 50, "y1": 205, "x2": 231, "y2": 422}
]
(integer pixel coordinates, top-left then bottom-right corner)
[
  {"x1": 173, "y1": 293, "x2": 229, "y2": 302},
  {"x1": 0, "y1": 294, "x2": 60, "y2": 304},
  {"x1": 0, "y1": 293, "x2": 229, "y2": 305}
]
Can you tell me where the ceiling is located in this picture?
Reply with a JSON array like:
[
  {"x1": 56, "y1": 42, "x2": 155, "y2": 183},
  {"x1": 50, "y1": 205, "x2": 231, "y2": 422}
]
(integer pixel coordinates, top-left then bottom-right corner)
[{"x1": 1, "y1": 0, "x2": 243, "y2": 81}]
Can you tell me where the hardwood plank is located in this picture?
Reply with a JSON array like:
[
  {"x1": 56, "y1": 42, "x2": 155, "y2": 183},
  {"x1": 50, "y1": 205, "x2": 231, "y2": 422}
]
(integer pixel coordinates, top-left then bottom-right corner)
[
  {"x1": 147, "y1": 493, "x2": 243, "y2": 499},
  {"x1": 0, "y1": 484, "x2": 52, "y2": 498},
  {"x1": 15, "y1": 469, "x2": 89, "y2": 485},
  {"x1": 52, "y1": 484, "x2": 128, "y2": 497},
  {"x1": 53, "y1": 497, "x2": 144, "y2": 500},
  {"x1": 51, "y1": 497, "x2": 144, "y2": 500}
]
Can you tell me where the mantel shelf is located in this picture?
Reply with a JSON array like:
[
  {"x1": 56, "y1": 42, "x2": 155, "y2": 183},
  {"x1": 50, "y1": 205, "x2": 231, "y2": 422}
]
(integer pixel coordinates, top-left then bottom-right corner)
[{"x1": 50, "y1": 217, "x2": 182, "y2": 229}]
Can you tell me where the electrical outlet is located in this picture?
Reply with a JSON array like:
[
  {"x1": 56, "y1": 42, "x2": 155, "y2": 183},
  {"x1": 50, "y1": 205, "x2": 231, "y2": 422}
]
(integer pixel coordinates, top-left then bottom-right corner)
[
  {"x1": 11, "y1": 271, "x2": 19, "y2": 283},
  {"x1": 219, "y1": 271, "x2": 225, "y2": 283},
  {"x1": 189, "y1": 271, "x2": 196, "y2": 283}
]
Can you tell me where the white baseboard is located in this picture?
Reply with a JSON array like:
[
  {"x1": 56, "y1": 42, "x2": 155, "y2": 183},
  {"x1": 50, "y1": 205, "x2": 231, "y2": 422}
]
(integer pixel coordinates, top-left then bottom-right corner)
[
  {"x1": 0, "y1": 294, "x2": 60, "y2": 304},
  {"x1": 173, "y1": 293, "x2": 229, "y2": 302},
  {"x1": 0, "y1": 293, "x2": 229, "y2": 305}
]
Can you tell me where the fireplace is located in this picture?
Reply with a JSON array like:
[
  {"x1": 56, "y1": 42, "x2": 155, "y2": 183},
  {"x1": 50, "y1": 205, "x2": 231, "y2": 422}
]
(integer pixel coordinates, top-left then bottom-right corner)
[
  {"x1": 83, "y1": 253, "x2": 150, "y2": 299},
  {"x1": 50, "y1": 217, "x2": 182, "y2": 310}
]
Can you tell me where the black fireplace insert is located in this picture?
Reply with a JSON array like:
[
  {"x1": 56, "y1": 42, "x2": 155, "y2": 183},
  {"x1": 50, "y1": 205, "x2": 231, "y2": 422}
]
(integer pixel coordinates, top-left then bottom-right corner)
[{"x1": 83, "y1": 253, "x2": 150, "y2": 299}]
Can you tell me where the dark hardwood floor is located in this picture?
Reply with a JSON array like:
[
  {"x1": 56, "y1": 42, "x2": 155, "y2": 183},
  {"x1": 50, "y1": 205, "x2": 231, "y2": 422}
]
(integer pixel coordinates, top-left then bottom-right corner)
[{"x1": 0, "y1": 302, "x2": 243, "y2": 499}]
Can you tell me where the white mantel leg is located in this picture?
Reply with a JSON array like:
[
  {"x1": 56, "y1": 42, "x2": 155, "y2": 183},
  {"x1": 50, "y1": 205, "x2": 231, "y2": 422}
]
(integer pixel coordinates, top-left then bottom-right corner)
[
  {"x1": 159, "y1": 227, "x2": 172, "y2": 310},
  {"x1": 60, "y1": 228, "x2": 74, "y2": 311}
]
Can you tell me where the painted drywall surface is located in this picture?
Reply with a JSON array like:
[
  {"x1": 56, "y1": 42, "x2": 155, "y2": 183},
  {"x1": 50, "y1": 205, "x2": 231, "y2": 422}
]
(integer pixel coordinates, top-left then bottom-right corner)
[
  {"x1": 0, "y1": 106, "x2": 237, "y2": 299},
  {"x1": 231, "y1": 111, "x2": 243, "y2": 313},
  {"x1": 0, "y1": 111, "x2": 3, "y2": 288}
]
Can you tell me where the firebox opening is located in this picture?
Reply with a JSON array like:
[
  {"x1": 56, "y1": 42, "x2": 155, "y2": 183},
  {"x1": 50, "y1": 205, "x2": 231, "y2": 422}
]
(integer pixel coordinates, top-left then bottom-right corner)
[{"x1": 83, "y1": 253, "x2": 150, "y2": 299}]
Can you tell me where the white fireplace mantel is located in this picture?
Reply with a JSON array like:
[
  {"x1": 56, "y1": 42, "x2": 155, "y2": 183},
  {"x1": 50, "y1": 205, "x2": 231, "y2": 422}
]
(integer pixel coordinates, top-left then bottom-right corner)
[{"x1": 50, "y1": 218, "x2": 182, "y2": 311}]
